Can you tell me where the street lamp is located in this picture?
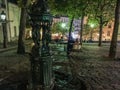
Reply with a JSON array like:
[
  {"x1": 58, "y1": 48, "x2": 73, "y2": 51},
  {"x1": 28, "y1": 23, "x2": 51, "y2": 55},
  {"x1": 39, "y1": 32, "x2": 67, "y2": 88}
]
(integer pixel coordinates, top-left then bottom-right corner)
[
  {"x1": 29, "y1": 0, "x2": 53, "y2": 90},
  {"x1": 0, "y1": 11, "x2": 6, "y2": 21},
  {"x1": 0, "y1": 10, "x2": 7, "y2": 48}
]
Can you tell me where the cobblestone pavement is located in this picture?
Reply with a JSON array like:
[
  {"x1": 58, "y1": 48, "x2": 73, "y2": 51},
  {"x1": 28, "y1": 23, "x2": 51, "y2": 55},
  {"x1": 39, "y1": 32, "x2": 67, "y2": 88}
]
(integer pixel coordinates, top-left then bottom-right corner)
[
  {"x1": 69, "y1": 44, "x2": 120, "y2": 90},
  {"x1": 0, "y1": 40, "x2": 31, "y2": 81},
  {"x1": 1, "y1": 42, "x2": 120, "y2": 90}
]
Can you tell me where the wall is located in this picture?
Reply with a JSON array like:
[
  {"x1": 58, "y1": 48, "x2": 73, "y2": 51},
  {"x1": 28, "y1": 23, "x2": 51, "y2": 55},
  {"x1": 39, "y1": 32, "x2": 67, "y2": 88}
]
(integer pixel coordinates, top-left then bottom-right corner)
[
  {"x1": 102, "y1": 21, "x2": 114, "y2": 41},
  {"x1": 8, "y1": 3, "x2": 21, "y2": 41}
]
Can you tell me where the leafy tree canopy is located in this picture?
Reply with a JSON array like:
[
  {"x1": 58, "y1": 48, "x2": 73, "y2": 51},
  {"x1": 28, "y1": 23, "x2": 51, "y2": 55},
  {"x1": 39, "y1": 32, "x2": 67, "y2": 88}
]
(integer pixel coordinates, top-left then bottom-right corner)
[
  {"x1": 48, "y1": 0, "x2": 90, "y2": 19},
  {"x1": 87, "y1": 17, "x2": 99, "y2": 28},
  {"x1": 51, "y1": 22, "x2": 69, "y2": 34},
  {"x1": 88, "y1": 0, "x2": 116, "y2": 24}
]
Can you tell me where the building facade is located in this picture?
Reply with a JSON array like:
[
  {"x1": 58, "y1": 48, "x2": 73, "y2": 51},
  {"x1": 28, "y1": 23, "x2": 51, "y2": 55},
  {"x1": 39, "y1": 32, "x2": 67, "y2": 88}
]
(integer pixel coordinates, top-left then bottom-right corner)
[
  {"x1": 0, "y1": 0, "x2": 20, "y2": 43},
  {"x1": 8, "y1": 2, "x2": 21, "y2": 41}
]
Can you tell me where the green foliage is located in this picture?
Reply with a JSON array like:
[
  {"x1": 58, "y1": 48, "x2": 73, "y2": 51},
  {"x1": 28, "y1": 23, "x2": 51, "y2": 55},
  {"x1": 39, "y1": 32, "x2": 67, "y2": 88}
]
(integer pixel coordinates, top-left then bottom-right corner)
[
  {"x1": 83, "y1": 17, "x2": 99, "y2": 36},
  {"x1": 48, "y1": 0, "x2": 116, "y2": 27},
  {"x1": 48, "y1": 0, "x2": 90, "y2": 18},
  {"x1": 88, "y1": 0, "x2": 116, "y2": 24},
  {"x1": 87, "y1": 18, "x2": 99, "y2": 28},
  {"x1": 51, "y1": 22, "x2": 69, "y2": 34}
]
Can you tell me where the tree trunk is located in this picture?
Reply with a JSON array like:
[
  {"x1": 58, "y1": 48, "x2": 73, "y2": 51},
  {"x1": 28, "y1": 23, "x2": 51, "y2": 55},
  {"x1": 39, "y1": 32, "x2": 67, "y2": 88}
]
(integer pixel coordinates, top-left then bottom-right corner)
[
  {"x1": 80, "y1": 14, "x2": 84, "y2": 45},
  {"x1": 68, "y1": 16, "x2": 74, "y2": 40},
  {"x1": 98, "y1": 16, "x2": 103, "y2": 46},
  {"x1": 67, "y1": 16, "x2": 74, "y2": 55},
  {"x1": 109, "y1": 0, "x2": 120, "y2": 58},
  {"x1": 2, "y1": 22, "x2": 7, "y2": 48},
  {"x1": 90, "y1": 29, "x2": 93, "y2": 41},
  {"x1": 17, "y1": 8, "x2": 27, "y2": 54}
]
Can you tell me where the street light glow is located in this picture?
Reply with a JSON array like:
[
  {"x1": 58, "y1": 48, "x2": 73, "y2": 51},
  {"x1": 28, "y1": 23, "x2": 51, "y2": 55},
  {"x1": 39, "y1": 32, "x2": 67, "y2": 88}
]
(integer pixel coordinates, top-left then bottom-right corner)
[
  {"x1": 90, "y1": 24, "x2": 94, "y2": 28},
  {"x1": 0, "y1": 11, "x2": 6, "y2": 21},
  {"x1": 61, "y1": 23, "x2": 66, "y2": 28}
]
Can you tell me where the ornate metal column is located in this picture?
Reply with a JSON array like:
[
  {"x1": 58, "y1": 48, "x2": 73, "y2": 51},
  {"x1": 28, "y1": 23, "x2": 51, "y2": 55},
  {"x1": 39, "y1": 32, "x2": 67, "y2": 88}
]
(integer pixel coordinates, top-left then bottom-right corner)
[{"x1": 29, "y1": 0, "x2": 53, "y2": 90}]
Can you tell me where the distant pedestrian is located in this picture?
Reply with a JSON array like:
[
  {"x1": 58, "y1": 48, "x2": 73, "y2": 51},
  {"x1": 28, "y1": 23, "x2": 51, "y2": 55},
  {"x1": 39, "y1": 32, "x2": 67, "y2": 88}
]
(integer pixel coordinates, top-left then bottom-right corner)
[
  {"x1": 55, "y1": 36, "x2": 59, "y2": 45},
  {"x1": 73, "y1": 38, "x2": 80, "y2": 49},
  {"x1": 60, "y1": 36, "x2": 64, "y2": 43},
  {"x1": 67, "y1": 37, "x2": 75, "y2": 55}
]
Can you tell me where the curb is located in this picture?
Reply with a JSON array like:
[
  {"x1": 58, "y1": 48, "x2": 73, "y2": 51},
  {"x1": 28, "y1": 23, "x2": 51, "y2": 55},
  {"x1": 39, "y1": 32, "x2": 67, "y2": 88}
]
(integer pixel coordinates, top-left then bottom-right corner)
[
  {"x1": 0, "y1": 46, "x2": 17, "y2": 53},
  {"x1": 0, "y1": 40, "x2": 33, "y2": 53}
]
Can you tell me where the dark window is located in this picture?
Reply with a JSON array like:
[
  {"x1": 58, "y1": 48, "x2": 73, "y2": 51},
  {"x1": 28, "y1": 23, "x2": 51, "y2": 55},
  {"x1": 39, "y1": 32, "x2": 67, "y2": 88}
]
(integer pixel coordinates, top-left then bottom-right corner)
[
  {"x1": 14, "y1": 26, "x2": 17, "y2": 37},
  {"x1": 108, "y1": 24, "x2": 112, "y2": 28},
  {"x1": 107, "y1": 31, "x2": 110, "y2": 36}
]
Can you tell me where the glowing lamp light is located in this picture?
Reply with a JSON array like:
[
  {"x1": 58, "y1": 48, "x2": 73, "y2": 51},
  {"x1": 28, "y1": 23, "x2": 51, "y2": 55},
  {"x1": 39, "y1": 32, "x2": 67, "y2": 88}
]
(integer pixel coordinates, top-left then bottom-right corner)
[
  {"x1": 71, "y1": 32, "x2": 79, "y2": 39},
  {"x1": 90, "y1": 24, "x2": 94, "y2": 28},
  {"x1": 61, "y1": 23, "x2": 66, "y2": 28},
  {"x1": 97, "y1": 33, "x2": 99, "y2": 36},
  {"x1": 0, "y1": 11, "x2": 6, "y2": 21}
]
